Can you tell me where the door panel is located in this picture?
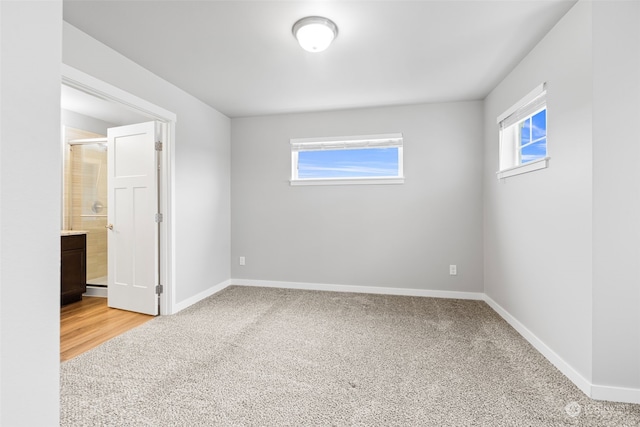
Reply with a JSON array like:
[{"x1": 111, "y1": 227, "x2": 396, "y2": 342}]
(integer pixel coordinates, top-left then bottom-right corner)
[{"x1": 107, "y1": 122, "x2": 158, "y2": 315}]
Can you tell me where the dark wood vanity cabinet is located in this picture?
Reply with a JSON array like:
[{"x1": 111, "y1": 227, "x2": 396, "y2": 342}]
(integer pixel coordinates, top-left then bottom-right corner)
[{"x1": 61, "y1": 234, "x2": 87, "y2": 305}]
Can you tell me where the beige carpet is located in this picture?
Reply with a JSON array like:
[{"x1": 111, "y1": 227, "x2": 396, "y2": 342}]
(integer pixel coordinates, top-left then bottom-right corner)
[{"x1": 61, "y1": 286, "x2": 640, "y2": 426}]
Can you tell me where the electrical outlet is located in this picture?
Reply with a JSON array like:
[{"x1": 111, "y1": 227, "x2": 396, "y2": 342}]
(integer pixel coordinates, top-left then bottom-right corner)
[
  {"x1": 239, "y1": 256, "x2": 246, "y2": 266},
  {"x1": 449, "y1": 264, "x2": 457, "y2": 276}
]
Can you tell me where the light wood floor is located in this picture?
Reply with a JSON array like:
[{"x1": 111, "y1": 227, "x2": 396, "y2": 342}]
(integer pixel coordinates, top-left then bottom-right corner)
[{"x1": 60, "y1": 297, "x2": 154, "y2": 362}]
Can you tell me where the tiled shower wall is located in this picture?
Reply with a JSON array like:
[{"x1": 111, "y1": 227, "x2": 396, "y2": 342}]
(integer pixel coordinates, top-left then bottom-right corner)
[{"x1": 64, "y1": 127, "x2": 108, "y2": 283}]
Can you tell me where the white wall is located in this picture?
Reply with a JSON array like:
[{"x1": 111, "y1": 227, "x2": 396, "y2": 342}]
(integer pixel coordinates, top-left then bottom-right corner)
[
  {"x1": 231, "y1": 102, "x2": 484, "y2": 293},
  {"x1": 62, "y1": 109, "x2": 114, "y2": 135},
  {"x1": 483, "y1": 0, "x2": 593, "y2": 384},
  {"x1": 63, "y1": 23, "x2": 231, "y2": 308},
  {"x1": 592, "y1": 0, "x2": 640, "y2": 395},
  {"x1": 0, "y1": 1, "x2": 62, "y2": 425}
]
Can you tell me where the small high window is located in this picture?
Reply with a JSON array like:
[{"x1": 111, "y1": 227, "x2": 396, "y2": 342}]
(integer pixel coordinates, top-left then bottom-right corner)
[
  {"x1": 497, "y1": 83, "x2": 549, "y2": 179},
  {"x1": 290, "y1": 133, "x2": 404, "y2": 185}
]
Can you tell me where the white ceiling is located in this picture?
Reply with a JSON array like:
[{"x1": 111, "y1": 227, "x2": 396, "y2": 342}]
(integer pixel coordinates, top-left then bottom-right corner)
[{"x1": 63, "y1": 0, "x2": 576, "y2": 118}]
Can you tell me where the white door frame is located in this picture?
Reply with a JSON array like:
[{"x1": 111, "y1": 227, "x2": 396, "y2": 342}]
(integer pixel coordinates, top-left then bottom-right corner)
[{"x1": 62, "y1": 64, "x2": 176, "y2": 315}]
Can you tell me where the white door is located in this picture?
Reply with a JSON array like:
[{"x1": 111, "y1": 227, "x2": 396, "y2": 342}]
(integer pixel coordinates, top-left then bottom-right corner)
[{"x1": 107, "y1": 121, "x2": 159, "y2": 315}]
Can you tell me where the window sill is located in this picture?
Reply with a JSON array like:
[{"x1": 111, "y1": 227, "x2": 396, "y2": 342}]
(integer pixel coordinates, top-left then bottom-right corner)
[
  {"x1": 290, "y1": 177, "x2": 405, "y2": 186},
  {"x1": 496, "y1": 157, "x2": 550, "y2": 180}
]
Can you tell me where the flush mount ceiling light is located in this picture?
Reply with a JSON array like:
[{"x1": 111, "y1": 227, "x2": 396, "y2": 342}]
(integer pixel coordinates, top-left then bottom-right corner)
[{"x1": 292, "y1": 16, "x2": 338, "y2": 53}]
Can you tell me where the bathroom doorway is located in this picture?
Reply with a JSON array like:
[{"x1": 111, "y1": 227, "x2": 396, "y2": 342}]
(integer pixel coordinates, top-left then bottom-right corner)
[
  {"x1": 59, "y1": 66, "x2": 176, "y2": 360},
  {"x1": 61, "y1": 65, "x2": 176, "y2": 316},
  {"x1": 61, "y1": 83, "x2": 153, "y2": 301}
]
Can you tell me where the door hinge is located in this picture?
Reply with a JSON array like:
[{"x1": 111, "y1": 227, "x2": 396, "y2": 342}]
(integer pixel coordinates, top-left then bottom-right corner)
[
  {"x1": 155, "y1": 213, "x2": 163, "y2": 223},
  {"x1": 155, "y1": 141, "x2": 163, "y2": 151},
  {"x1": 156, "y1": 284, "x2": 164, "y2": 295}
]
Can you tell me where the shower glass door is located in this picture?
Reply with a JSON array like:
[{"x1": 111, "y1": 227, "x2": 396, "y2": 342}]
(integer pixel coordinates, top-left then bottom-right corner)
[{"x1": 65, "y1": 127, "x2": 109, "y2": 286}]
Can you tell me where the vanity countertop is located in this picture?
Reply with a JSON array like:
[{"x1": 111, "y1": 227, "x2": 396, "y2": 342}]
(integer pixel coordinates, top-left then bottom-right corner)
[{"x1": 61, "y1": 230, "x2": 88, "y2": 236}]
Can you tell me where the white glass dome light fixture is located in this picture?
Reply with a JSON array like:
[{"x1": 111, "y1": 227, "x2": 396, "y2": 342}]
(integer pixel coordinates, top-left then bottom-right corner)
[{"x1": 292, "y1": 16, "x2": 338, "y2": 53}]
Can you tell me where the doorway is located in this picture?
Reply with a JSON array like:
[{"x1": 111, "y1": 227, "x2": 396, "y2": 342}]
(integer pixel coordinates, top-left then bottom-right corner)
[{"x1": 60, "y1": 65, "x2": 176, "y2": 358}]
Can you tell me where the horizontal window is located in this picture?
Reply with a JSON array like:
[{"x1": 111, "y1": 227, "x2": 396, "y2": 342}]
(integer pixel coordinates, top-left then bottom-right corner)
[{"x1": 290, "y1": 133, "x2": 404, "y2": 185}]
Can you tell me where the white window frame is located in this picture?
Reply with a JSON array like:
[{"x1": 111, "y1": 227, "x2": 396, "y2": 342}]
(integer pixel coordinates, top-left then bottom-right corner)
[
  {"x1": 496, "y1": 83, "x2": 550, "y2": 180},
  {"x1": 290, "y1": 133, "x2": 404, "y2": 186}
]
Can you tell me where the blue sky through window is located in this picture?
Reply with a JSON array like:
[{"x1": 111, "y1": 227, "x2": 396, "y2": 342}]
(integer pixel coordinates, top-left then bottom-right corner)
[
  {"x1": 298, "y1": 147, "x2": 399, "y2": 179},
  {"x1": 520, "y1": 109, "x2": 546, "y2": 163}
]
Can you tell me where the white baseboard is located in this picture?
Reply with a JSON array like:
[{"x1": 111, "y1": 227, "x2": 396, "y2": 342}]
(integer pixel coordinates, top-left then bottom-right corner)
[
  {"x1": 591, "y1": 384, "x2": 640, "y2": 405},
  {"x1": 172, "y1": 279, "x2": 232, "y2": 314},
  {"x1": 483, "y1": 295, "x2": 640, "y2": 404},
  {"x1": 231, "y1": 278, "x2": 484, "y2": 300},
  {"x1": 483, "y1": 295, "x2": 593, "y2": 397}
]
